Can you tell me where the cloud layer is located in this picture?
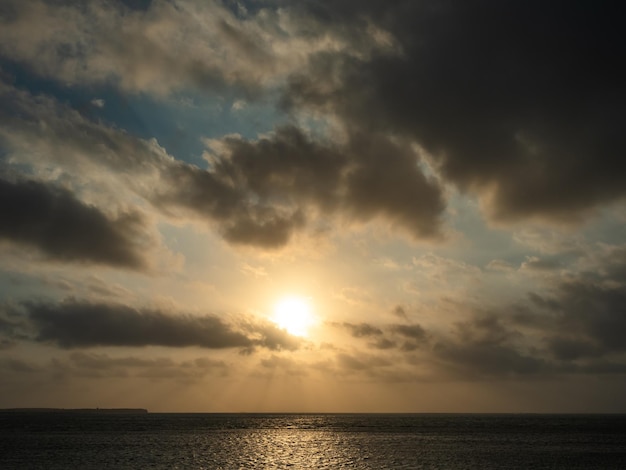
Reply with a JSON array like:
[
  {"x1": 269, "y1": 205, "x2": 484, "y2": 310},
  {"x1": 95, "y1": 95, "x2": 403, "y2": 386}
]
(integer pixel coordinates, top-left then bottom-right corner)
[
  {"x1": 284, "y1": 0, "x2": 626, "y2": 222},
  {"x1": 5, "y1": 299, "x2": 300, "y2": 351},
  {"x1": 0, "y1": 178, "x2": 150, "y2": 269},
  {"x1": 0, "y1": 0, "x2": 624, "y2": 411}
]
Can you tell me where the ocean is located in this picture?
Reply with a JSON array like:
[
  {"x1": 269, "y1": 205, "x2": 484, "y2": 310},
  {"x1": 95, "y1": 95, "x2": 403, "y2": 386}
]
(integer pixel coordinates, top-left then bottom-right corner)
[{"x1": 1, "y1": 413, "x2": 625, "y2": 469}]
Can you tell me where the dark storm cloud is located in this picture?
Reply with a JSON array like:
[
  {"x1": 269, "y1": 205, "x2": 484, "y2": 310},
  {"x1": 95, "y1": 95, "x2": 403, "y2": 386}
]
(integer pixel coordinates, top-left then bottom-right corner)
[
  {"x1": 154, "y1": 160, "x2": 307, "y2": 249},
  {"x1": 221, "y1": 208, "x2": 306, "y2": 248},
  {"x1": 209, "y1": 126, "x2": 446, "y2": 239},
  {"x1": 285, "y1": 0, "x2": 626, "y2": 222},
  {"x1": 22, "y1": 300, "x2": 300, "y2": 351},
  {"x1": 342, "y1": 132, "x2": 444, "y2": 238},
  {"x1": 0, "y1": 178, "x2": 149, "y2": 269},
  {"x1": 210, "y1": 126, "x2": 348, "y2": 211},
  {"x1": 119, "y1": 0, "x2": 152, "y2": 11},
  {"x1": 174, "y1": 123, "x2": 446, "y2": 242}
]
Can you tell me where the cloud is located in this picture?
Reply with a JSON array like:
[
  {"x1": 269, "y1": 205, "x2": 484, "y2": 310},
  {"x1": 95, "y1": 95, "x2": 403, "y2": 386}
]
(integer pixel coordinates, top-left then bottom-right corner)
[
  {"x1": 486, "y1": 259, "x2": 515, "y2": 273},
  {"x1": 208, "y1": 126, "x2": 446, "y2": 240},
  {"x1": 368, "y1": 337, "x2": 396, "y2": 350},
  {"x1": 0, "y1": 351, "x2": 229, "y2": 380},
  {"x1": 431, "y1": 247, "x2": 626, "y2": 378},
  {"x1": 390, "y1": 324, "x2": 426, "y2": 340},
  {"x1": 66, "y1": 352, "x2": 228, "y2": 379},
  {"x1": 0, "y1": 83, "x2": 305, "y2": 249},
  {"x1": 1, "y1": 82, "x2": 445, "y2": 247},
  {"x1": 0, "y1": 0, "x2": 378, "y2": 96},
  {"x1": 259, "y1": 354, "x2": 307, "y2": 376},
  {"x1": 336, "y1": 320, "x2": 427, "y2": 353},
  {"x1": 341, "y1": 322, "x2": 383, "y2": 338},
  {"x1": 2, "y1": 0, "x2": 623, "y2": 249},
  {"x1": 545, "y1": 281, "x2": 626, "y2": 358},
  {"x1": 391, "y1": 305, "x2": 408, "y2": 320},
  {"x1": 520, "y1": 256, "x2": 562, "y2": 272},
  {"x1": 512, "y1": 244, "x2": 626, "y2": 362},
  {"x1": 90, "y1": 98, "x2": 105, "y2": 108},
  {"x1": 336, "y1": 352, "x2": 392, "y2": 372},
  {"x1": 431, "y1": 313, "x2": 548, "y2": 378},
  {"x1": 434, "y1": 340, "x2": 549, "y2": 378},
  {"x1": 222, "y1": 208, "x2": 306, "y2": 248},
  {"x1": 284, "y1": 0, "x2": 626, "y2": 224},
  {"x1": 0, "y1": 178, "x2": 151, "y2": 269},
  {"x1": 19, "y1": 299, "x2": 300, "y2": 351},
  {"x1": 327, "y1": 244, "x2": 626, "y2": 380}
]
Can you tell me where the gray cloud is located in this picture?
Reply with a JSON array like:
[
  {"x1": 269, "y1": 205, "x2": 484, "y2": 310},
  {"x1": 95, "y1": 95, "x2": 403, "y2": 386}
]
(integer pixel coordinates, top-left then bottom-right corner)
[
  {"x1": 222, "y1": 208, "x2": 306, "y2": 249},
  {"x1": 434, "y1": 340, "x2": 549, "y2": 378},
  {"x1": 0, "y1": 315, "x2": 17, "y2": 349},
  {"x1": 337, "y1": 321, "x2": 427, "y2": 353},
  {"x1": 546, "y1": 337, "x2": 603, "y2": 362},
  {"x1": 368, "y1": 337, "x2": 396, "y2": 350},
  {"x1": 390, "y1": 324, "x2": 426, "y2": 340},
  {"x1": 336, "y1": 352, "x2": 392, "y2": 372},
  {"x1": 520, "y1": 256, "x2": 562, "y2": 271},
  {"x1": 154, "y1": 159, "x2": 307, "y2": 249},
  {"x1": 325, "y1": 263, "x2": 624, "y2": 379},
  {"x1": 430, "y1": 314, "x2": 549, "y2": 378},
  {"x1": 0, "y1": 178, "x2": 150, "y2": 269},
  {"x1": 0, "y1": 0, "x2": 373, "y2": 97},
  {"x1": 392, "y1": 305, "x2": 408, "y2": 320},
  {"x1": 2, "y1": 0, "x2": 623, "y2": 252},
  {"x1": 66, "y1": 352, "x2": 229, "y2": 379},
  {"x1": 1, "y1": 81, "x2": 443, "y2": 248},
  {"x1": 20, "y1": 299, "x2": 300, "y2": 351},
  {"x1": 285, "y1": 0, "x2": 626, "y2": 223},
  {"x1": 209, "y1": 126, "x2": 446, "y2": 240},
  {"x1": 0, "y1": 0, "x2": 261, "y2": 95},
  {"x1": 0, "y1": 352, "x2": 229, "y2": 381},
  {"x1": 259, "y1": 354, "x2": 307, "y2": 377},
  {"x1": 546, "y1": 281, "x2": 626, "y2": 358},
  {"x1": 341, "y1": 322, "x2": 383, "y2": 338},
  {"x1": 431, "y1": 249, "x2": 626, "y2": 378},
  {"x1": 0, "y1": 83, "x2": 309, "y2": 249}
]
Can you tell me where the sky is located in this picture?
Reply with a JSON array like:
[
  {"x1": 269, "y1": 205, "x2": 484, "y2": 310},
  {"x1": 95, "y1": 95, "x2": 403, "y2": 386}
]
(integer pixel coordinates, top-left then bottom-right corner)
[{"x1": 0, "y1": 0, "x2": 625, "y2": 413}]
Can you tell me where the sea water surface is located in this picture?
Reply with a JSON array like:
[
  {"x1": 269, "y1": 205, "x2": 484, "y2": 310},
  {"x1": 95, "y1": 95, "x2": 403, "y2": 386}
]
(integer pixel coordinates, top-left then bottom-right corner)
[{"x1": 1, "y1": 412, "x2": 625, "y2": 469}]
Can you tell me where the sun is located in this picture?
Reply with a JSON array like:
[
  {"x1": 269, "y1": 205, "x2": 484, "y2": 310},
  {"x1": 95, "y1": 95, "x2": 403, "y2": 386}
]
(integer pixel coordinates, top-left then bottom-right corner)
[{"x1": 272, "y1": 296, "x2": 315, "y2": 337}]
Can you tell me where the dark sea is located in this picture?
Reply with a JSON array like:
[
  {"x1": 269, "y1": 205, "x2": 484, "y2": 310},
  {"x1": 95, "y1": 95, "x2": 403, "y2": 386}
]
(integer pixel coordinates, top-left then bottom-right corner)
[{"x1": 1, "y1": 412, "x2": 625, "y2": 469}]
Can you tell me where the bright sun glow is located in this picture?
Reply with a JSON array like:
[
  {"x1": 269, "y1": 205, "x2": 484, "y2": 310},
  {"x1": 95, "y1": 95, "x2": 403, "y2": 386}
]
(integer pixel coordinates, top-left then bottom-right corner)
[{"x1": 272, "y1": 296, "x2": 315, "y2": 337}]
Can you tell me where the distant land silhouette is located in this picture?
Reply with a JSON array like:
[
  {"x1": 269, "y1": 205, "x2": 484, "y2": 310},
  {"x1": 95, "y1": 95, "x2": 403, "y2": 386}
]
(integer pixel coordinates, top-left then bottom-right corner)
[{"x1": 0, "y1": 408, "x2": 148, "y2": 414}]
